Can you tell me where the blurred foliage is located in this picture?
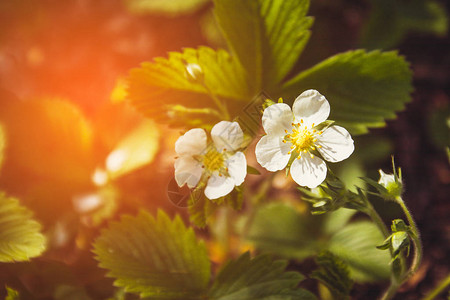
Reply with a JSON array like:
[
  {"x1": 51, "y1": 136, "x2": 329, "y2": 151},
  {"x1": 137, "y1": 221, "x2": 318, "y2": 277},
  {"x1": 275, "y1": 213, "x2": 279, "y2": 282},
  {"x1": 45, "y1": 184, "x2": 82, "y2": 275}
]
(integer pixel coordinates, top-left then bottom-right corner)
[
  {"x1": 209, "y1": 252, "x2": 317, "y2": 299},
  {"x1": 5, "y1": 286, "x2": 20, "y2": 300},
  {"x1": 427, "y1": 103, "x2": 450, "y2": 150},
  {"x1": 328, "y1": 221, "x2": 390, "y2": 282},
  {"x1": 188, "y1": 186, "x2": 243, "y2": 228},
  {"x1": 0, "y1": 98, "x2": 94, "y2": 188},
  {"x1": 123, "y1": 0, "x2": 210, "y2": 17},
  {"x1": 0, "y1": 193, "x2": 46, "y2": 262},
  {"x1": 105, "y1": 119, "x2": 159, "y2": 180},
  {"x1": 361, "y1": 0, "x2": 448, "y2": 49},
  {"x1": 311, "y1": 251, "x2": 353, "y2": 300},
  {"x1": 246, "y1": 203, "x2": 390, "y2": 282},
  {"x1": 93, "y1": 210, "x2": 211, "y2": 299}
]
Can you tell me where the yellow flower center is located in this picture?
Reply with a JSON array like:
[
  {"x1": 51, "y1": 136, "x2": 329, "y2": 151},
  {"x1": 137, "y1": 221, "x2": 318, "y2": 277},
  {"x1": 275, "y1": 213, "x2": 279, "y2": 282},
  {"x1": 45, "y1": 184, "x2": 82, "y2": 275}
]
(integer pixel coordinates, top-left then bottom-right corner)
[
  {"x1": 291, "y1": 126, "x2": 315, "y2": 150},
  {"x1": 283, "y1": 121, "x2": 322, "y2": 159},
  {"x1": 202, "y1": 147, "x2": 225, "y2": 173}
]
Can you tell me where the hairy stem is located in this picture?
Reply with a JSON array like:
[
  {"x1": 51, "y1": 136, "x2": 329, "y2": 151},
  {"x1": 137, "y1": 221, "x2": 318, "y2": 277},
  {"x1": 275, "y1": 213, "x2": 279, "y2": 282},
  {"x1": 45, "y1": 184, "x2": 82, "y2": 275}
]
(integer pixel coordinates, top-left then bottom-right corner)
[
  {"x1": 380, "y1": 196, "x2": 423, "y2": 300},
  {"x1": 396, "y1": 196, "x2": 422, "y2": 280}
]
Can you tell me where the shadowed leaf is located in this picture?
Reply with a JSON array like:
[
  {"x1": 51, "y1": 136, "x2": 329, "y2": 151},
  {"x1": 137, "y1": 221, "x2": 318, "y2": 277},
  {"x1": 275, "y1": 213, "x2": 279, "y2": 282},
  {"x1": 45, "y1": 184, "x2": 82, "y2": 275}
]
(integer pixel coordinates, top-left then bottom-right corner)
[{"x1": 93, "y1": 210, "x2": 211, "y2": 299}]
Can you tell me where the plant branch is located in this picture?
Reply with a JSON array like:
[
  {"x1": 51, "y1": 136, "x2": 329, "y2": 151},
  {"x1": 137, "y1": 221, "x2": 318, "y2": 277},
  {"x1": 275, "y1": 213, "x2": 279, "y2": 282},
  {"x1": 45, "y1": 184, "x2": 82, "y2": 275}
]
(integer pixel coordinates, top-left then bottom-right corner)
[{"x1": 203, "y1": 84, "x2": 230, "y2": 121}]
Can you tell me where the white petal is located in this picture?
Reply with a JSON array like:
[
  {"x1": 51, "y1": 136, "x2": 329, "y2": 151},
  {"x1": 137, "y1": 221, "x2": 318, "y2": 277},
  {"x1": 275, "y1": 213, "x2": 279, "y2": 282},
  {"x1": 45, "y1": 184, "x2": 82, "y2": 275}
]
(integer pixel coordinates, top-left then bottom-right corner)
[
  {"x1": 261, "y1": 103, "x2": 293, "y2": 136},
  {"x1": 317, "y1": 125, "x2": 354, "y2": 162},
  {"x1": 211, "y1": 121, "x2": 244, "y2": 152},
  {"x1": 174, "y1": 156, "x2": 203, "y2": 188},
  {"x1": 290, "y1": 155, "x2": 327, "y2": 188},
  {"x1": 378, "y1": 170, "x2": 396, "y2": 186},
  {"x1": 255, "y1": 135, "x2": 291, "y2": 172},
  {"x1": 204, "y1": 173, "x2": 235, "y2": 200},
  {"x1": 175, "y1": 128, "x2": 207, "y2": 156},
  {"x1": 292, "y1": 89, "x2": 330, "y2": 127},
  {"x1": 226, "y1": 151, "x2": 247, "y2": 186}
]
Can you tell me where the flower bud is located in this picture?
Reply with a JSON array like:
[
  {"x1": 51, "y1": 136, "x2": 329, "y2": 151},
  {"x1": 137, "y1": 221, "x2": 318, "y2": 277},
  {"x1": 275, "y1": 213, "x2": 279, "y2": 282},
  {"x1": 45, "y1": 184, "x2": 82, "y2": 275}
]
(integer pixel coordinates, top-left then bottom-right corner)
[
  {"x1": 378, "y1": 169, "x2": 402, "y2": 198},
  {"x1": 185, "y1": 63, "x2": 204, "y2": 83}
]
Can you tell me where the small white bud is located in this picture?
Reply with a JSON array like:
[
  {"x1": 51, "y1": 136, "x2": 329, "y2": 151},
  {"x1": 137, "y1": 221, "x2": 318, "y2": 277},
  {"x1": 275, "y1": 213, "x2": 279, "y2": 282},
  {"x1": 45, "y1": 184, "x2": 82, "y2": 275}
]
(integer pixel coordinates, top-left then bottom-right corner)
[
  {"x1": 378, "y1": 169, "x2": 402, "y2": 198},
  {"x1": 185, "y1": 63, "x2": 204, "y2": 83}
]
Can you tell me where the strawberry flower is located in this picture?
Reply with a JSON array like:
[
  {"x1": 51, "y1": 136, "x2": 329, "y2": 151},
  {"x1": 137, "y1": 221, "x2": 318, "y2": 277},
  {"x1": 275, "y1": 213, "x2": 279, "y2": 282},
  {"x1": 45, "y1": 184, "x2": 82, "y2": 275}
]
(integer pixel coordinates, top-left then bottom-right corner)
[
  {"x1": 174, "y1": 121, "x2": 247, "y2": 200},
  {"x1": 255, "y1": 89, "x2": 354, "y2": 188}
]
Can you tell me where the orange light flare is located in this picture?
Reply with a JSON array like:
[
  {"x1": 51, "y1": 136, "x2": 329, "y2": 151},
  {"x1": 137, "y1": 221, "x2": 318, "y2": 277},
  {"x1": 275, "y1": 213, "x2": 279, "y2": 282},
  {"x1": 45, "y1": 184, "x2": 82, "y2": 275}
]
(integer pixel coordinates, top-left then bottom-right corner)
[{"x1": 0, "y1": 1, "x2": 207, "y2": 223}]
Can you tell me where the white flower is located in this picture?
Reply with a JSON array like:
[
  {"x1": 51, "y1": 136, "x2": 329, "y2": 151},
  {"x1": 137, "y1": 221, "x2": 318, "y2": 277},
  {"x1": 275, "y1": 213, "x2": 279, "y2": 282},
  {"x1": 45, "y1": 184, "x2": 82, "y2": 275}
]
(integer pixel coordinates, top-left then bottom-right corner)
[
  {"x1": 255, "y1": 89, "x2": 354, "y2": 188},
  {"x1": 174, "y1": 121, "x2": 247, "y2": 200}
]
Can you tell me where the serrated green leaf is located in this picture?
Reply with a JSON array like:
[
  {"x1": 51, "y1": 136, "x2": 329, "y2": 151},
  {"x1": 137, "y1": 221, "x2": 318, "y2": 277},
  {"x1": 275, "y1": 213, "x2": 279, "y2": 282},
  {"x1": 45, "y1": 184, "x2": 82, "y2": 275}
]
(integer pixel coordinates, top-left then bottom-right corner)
[
  {"x1": 123, "y1": 0, "x2": 209, "y2": 17},
  {"x1": 214, "y1": 0, "x2": 313, "y2": 91},
  {"x1": 361, "y1": 0, "x2": 448, "y2": 50},
  {"x1": 93, "y1": 210, "x2": 211, "y2": 299},
  {"x1": 128, "y1": 46, "x2": 249, "y2": 125},
  {"x1": 311, "y1": 251, "x2": 353, "y2": 300},
  {"x1": 209, "y1": 252, "x2": 317, "y2": 300},
  {"x1": 281, "y1": 50, "x2": 413, "y2": 135},
  {"x1": 328, "y1": 221, "x2": 391, "y2": 282},
  {"x1": 0, "y1": 193, "x2": 47, "y2": 262}
]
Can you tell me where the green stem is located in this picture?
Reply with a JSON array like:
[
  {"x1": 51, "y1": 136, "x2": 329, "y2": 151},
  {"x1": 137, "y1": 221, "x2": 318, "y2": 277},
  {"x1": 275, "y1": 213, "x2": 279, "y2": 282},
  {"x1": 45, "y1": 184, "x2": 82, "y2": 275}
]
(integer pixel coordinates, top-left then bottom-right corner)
[
  {"x1": 363, "y1": 201, "x2": 405, "y2": 300},
  {"x1": 380, "y1": 196, "x2": 423, "y2": 300},
  {"x1": 423, "y1": 274, "x2": 450, "y2": 300},
  {"x1": 203, "y1": 84, "x2": 230, "y2": 121},
  {"x1": 364, "y1": 202, "x2": 389, "y2": 238},
  {"x1": 396, "y1": 196, "x2": 422, "y2": 279}
]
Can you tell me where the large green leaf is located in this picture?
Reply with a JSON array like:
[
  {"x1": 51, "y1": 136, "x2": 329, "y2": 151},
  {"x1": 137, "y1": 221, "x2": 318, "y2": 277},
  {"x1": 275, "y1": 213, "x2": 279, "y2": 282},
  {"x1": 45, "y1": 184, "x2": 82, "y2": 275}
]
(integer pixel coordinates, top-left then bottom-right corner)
[
  {"x1": 328, "y1": 221, "x2": 391, "y2": 282},
  {"x1": 209, "y1": 252, "x2": 317, "y2": 300},
  {"x1": 246, "y1": 203, "x2": 390, "y2": 283},
  {"x1": 128, "y1": 46, "x2": 249, "y2": 124},
  {"x1": 93, "y1": 210, "x2": 211, "y2": 299},
  {"x1": 281, "y1": 50, "x2": 413, "y2": 135},
  {"x1": 214, "y1": 0, "x2": 313, "y2": 91},
  {"x1": 0, "y1": 193, "x2": 46, "y2": 262},
  {"x1": 245, "y1": 203, "x2": 319, "y2": 260}
]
